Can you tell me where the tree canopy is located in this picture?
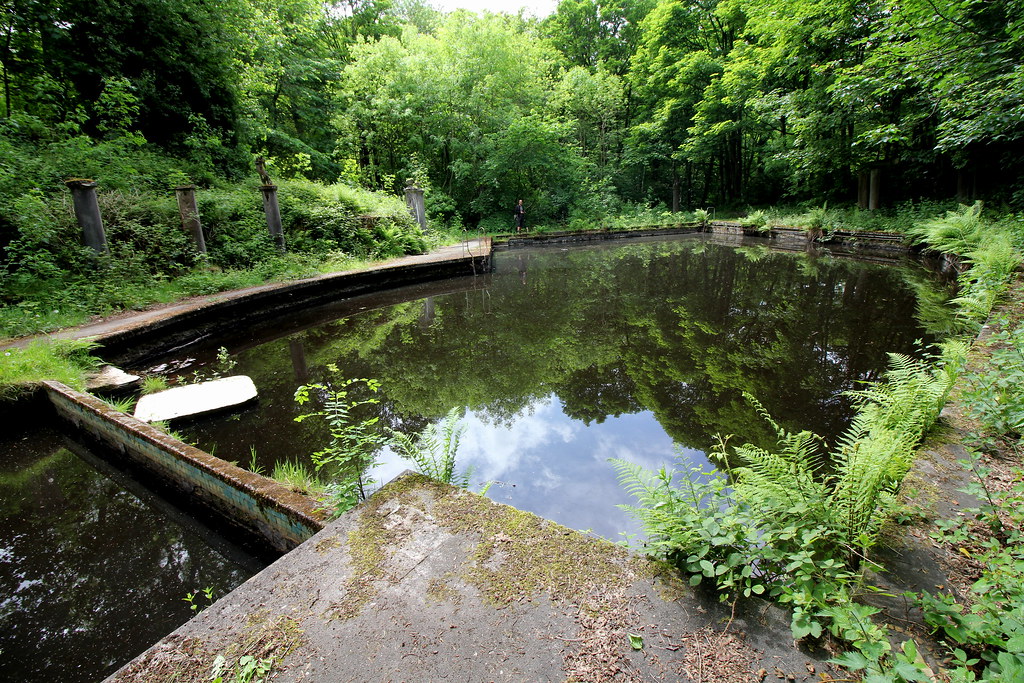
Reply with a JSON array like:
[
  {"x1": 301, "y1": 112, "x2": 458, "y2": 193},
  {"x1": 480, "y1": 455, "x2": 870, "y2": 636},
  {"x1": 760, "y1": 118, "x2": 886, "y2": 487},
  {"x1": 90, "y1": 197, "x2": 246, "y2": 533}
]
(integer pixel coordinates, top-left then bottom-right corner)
[{"x1": 0, "y1": 0, "x2": 1021, "y2": 225}]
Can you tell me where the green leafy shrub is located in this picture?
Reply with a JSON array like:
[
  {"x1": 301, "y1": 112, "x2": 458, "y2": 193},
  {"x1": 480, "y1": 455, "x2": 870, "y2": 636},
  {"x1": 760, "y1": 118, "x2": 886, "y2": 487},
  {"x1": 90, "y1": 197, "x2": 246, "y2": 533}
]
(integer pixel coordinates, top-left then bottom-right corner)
[
  {"x1": 293, "y1": 372, "x2": 385, "y2": 516},
  {"x1": 920, "y1": 454, "x2": 1024, "y2": 682},
  {"x1": 738, "y1": 209, "x2": 769, "y2": 231},
  {"x1": 960, "y1": 321, "x2": 1024, "y2": 444},
  {"x1": 614, "y1": 347, "x2": 960, "y2": 676},
  {"x1": 389, "y1": 406, "x2": 470, "y2": 487}
]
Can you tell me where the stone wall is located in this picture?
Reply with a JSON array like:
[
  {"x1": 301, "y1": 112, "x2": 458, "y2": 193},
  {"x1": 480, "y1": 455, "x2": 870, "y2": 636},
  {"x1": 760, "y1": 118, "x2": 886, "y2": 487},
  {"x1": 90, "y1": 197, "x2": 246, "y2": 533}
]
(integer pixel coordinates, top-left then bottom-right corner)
[{"x1": 43, "y1": 381, "x2": 325, "y2": 552}]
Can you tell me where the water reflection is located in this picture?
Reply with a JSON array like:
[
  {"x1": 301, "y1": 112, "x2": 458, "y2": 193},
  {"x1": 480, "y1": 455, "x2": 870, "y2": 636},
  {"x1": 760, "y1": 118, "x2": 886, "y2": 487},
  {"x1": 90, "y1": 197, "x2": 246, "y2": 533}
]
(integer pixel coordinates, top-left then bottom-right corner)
[
  {"x1": 0, "y1": 423, "x2": 262, "y2": 683},
  {"x1": 168, "y1": 235, "x2": 950, "y2": 539},
  {"x1": 373, "y1": 396, "x2": 709, "y2": 540}
]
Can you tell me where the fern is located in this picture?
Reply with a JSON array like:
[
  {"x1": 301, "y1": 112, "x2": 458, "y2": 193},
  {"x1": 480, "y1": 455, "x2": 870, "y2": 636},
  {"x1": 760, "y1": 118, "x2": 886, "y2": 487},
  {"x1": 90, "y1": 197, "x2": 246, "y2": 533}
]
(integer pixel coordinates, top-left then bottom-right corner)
[
  {"x1": 906, "y1": 201, "x2": 984, "y2": 253},
  {"x1": 389, "y1": 406, "x2": 470, "y2": 487},
  {"x1": 612, "y1": 454, "x2": 736, "y2": 558}
]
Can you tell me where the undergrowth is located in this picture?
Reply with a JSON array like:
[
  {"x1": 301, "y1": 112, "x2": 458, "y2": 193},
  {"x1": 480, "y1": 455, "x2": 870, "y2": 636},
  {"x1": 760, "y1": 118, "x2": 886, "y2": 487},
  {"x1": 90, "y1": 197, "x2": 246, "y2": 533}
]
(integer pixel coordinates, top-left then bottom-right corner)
[{"x1": 616, "y1": 204, "x2": 1023, "y2": 681}]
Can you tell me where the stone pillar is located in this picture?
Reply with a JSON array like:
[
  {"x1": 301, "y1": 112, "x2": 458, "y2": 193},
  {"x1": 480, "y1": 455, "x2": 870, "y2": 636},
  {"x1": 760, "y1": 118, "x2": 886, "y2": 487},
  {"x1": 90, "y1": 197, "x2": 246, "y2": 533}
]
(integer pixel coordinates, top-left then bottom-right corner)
[
  {"x1": 260, "y1": 184, "x2": 286, "y2": 252},
  {"x1": 289, "y1": 339, "x2": 308, "y2": 383},
  {"x1": 65, "y1": 179, "x2": 107, "y2": 254},
  {"x1": 404, "y1": 181, "x2": 426, "y2": 230},
  {"x1": 857, "y1": 172, "x2": 869, "y2": 209},
  {"x1": 868, "y1": 168, "x2": 881, "y2": 210},
  {"x1": 174, "y1": 185, "x2": 206, "y2": 253}
]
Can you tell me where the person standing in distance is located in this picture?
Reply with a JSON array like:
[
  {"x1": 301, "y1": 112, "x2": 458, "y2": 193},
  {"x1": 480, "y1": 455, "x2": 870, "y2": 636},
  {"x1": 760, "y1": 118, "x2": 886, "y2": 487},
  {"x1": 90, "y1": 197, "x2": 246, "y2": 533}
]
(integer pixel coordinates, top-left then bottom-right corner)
[{"x1": 514, "y1": 199, "x2": 525, "y2": 233}]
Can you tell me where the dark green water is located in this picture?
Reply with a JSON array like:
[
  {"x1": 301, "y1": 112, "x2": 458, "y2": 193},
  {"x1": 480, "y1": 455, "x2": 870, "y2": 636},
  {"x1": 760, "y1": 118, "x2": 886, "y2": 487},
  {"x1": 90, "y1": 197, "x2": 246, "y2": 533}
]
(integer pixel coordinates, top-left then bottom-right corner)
[
  {"x1": 0, "y1": 419, "x2": 264, "y2": 682},
  {"x1": 163, "y1": 235, "x2": 950, "y2": 540}
]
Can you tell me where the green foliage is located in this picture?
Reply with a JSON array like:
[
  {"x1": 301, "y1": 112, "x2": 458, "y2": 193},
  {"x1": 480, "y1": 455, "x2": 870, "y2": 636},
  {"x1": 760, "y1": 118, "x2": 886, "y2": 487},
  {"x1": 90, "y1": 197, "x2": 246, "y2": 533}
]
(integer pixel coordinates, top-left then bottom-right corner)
[
  {"x1": 271, "y1": 459, "x2": 328, "y2": 498},
  {"x1": 920, "y1": 455, "x2": 1024, "y2": 682},
  {"x1": 0, "y1": 339, "x2": 101, "y2": 399},
  {"x1": 389, "y1": 406, "x2": 470, "y2": 487},
  {"x1": 141, "y1": 376, "x2": 168, "y2": 395},
  {"x1": 961, "y1": 321, "x2": 1024, "y2": 444},
  {"x1": 615, "y1": 347, "x2": 956, "y2": 677},
  {"x1": 0, "y1": 131, "x2": 421, "y2": 338},
  {"x1": 294, "y1": 371, "x2": 385, "y2": 516},
  {"x1": 907, "y1": 202, "x2": 986, "y2": 256},
  {"x1": 738, "y1": 210, "x2": 768, "y2": 231},
  {"x1": 182, "y1": 586, "x2": 215, "y2": 613},
  {"x1": 210, "y1": 654, "x2": 274, "y2": 683},
  {"x1": 909, "y1": 205, "x2": 1022, "y2": 333},
  {"x1": 101, "y1": 394, "x2": 137, "y2": 413}
]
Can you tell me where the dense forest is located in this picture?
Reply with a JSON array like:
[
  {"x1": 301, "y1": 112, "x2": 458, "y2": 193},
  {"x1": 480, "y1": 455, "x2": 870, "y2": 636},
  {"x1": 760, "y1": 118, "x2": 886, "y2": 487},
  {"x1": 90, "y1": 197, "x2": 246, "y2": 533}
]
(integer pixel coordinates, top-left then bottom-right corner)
[
  {"x1": 3, "y1": 0, "x2": 1022, "y2": 216},
  {"x1": 0, "y1": 0, "x2": 1021, "y2": 335}
]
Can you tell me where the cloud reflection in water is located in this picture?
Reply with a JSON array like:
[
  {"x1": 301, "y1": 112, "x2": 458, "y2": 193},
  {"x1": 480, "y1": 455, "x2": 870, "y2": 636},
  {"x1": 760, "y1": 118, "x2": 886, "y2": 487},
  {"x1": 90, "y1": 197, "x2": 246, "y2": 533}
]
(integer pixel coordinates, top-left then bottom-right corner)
[{"x1": 375, "y1": 394, "x2": 711, "y2": 541}]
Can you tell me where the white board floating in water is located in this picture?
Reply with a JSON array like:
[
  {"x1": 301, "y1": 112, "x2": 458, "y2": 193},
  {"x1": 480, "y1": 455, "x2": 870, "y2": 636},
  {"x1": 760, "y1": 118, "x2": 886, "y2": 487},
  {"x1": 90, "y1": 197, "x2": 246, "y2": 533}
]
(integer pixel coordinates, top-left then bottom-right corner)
[{"x1": 133, "y1": 376, "x2": 258, "y2": 423}]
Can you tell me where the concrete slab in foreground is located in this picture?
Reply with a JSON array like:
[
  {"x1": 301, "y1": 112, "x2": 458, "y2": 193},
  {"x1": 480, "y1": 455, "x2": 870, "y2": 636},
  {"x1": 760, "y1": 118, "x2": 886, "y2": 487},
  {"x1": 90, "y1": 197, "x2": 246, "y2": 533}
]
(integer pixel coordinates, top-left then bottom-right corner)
[{"x1": 108, "y1": 474, "x2": 837, "y2": 683}]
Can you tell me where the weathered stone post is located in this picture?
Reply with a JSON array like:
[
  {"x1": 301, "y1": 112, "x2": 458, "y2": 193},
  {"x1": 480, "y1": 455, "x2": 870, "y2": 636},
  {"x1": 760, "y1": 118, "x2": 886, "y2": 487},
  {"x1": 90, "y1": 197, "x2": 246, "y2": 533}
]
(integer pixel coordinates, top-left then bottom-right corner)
[
  {"x1": 174, "y1": 185, "x2": 206, "y2": 253},
  {"x1": 289, "y1": 338, "x2": 308, "y2": 383},
  {"x1": 65, "y1": 179, "x2": 107, "y2": 254},
  {"x1": 404, "y1": 179, "x2": 426, "y2": 230},
  {"x1": 260, "y1": 184, "x2": 286, "y2": 252},
  {"x1": 419, "y1": 296, "x2": 435, "y2": 329},
  {"x1": 857, "y1": 172, "x2": 870, "y2": 209}
]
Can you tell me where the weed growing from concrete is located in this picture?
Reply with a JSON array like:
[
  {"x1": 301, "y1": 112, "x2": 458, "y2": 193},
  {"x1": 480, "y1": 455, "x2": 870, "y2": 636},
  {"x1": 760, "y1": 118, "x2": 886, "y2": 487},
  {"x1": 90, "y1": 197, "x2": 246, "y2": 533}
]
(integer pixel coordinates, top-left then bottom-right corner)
[
  {"x1": 389, "y1": 405, "x2": 471, "y2": 487},
  {"x1": 294, "y1": 370, "x2": 385, "y2": 517}
]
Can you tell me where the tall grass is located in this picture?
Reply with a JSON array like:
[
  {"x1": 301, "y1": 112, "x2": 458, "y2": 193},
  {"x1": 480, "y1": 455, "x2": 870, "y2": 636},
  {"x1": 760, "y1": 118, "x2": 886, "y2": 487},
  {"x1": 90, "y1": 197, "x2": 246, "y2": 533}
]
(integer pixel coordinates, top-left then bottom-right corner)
[{"x1": 0, "y1": 338, "x2": 101, "y2": 399}]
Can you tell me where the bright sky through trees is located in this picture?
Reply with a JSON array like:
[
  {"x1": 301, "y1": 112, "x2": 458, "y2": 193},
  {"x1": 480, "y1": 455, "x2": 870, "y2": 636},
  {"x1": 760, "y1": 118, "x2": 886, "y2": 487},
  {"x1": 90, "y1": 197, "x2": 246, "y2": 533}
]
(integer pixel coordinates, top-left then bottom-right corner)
[{"x1": 433, "y1": 0, "x2": 557, "y2": 17}]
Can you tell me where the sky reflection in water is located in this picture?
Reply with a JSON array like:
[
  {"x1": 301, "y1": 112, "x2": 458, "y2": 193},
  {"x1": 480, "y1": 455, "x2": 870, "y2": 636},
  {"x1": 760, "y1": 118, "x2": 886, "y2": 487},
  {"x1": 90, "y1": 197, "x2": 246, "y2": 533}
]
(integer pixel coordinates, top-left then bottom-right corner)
[
  {"x1": 373, "y1": 395, "x2": 709, "y2": 541},
  {"x1": 171, "y1": 236, "x2": 949, "y2": 542}
]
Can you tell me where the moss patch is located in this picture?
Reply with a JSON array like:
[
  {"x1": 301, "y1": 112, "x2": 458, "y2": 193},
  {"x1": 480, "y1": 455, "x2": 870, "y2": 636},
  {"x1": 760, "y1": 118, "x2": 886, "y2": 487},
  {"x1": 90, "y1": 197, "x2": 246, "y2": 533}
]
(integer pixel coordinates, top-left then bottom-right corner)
[
  {"x1": 314, "y1": 535, "x2": 342, "y2": 554},
  {"x1": 432, "y1": 486, "x2": 647, "y2": 606},
  {"x1": 328, "y1": 473, "x2": 427, "y2": 620},
  {"x1": 425, "y1": 575, "x2": 462, "y2": 604}
]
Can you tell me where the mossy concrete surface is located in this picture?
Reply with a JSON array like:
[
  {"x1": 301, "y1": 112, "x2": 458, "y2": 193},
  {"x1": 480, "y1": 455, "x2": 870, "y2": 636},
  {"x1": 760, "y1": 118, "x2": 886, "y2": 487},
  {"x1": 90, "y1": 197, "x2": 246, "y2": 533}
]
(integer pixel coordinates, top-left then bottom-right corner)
[{"x1": 108, "y1": 473, "x2": 835, "y2": 683}]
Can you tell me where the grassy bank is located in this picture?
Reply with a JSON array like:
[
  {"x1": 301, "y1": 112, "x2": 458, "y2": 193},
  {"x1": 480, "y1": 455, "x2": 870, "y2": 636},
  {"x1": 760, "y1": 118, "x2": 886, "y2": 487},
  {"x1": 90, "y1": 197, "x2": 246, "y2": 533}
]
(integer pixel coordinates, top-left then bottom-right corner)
[
  {"x1": 617, "y1": 204, "x2": 1024, "y2": 680},
  {"x1": 0, "y1": 134, "x2": 448, "y2": 340}
]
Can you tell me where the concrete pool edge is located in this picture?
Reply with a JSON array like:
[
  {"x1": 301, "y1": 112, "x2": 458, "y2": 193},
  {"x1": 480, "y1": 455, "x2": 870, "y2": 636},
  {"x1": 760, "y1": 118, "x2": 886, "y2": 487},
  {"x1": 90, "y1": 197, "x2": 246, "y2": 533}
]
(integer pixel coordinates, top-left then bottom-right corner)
[
  {"x1": 499, "y1": 222, "x2": 924, "y2": 260},
  {"x1": 10, "y1": 239, "x2": 492, "y2": 365},
  {"x1": 43, "y1": 380, "x2": 327, "y2": 552},
  {"x1": 105, "y1": 472, "x2": 838, "y2": 683}
]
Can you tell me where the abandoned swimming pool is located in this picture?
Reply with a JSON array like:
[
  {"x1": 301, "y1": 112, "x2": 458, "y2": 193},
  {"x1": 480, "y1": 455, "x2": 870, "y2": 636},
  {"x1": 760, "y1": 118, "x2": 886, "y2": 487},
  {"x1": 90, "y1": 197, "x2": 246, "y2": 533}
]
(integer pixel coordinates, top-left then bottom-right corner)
[{"x1": 148, "y1": 234, "x2": 953, "y2": 541}]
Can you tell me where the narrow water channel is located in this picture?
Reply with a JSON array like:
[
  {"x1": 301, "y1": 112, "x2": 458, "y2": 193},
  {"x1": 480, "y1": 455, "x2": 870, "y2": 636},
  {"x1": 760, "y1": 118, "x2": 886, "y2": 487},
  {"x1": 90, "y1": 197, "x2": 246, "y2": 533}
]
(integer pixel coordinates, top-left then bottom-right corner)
[
  {"x1": 0, "y1": 415, "x2": 266, "y2": 683},
  {"x1": 154, "y1": 235, "x2": 951, "y2": 540}
]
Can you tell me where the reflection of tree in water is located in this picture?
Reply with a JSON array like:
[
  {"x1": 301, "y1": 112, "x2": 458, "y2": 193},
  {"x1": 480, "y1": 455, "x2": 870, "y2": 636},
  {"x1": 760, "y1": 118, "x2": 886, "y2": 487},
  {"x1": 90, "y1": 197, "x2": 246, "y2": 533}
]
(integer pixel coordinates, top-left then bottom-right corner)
[
  {"x1": 183, "y1": 238, "x2": 949, "y2": 465},
  {"x1": 0, "y1": 435, "x2": 251, "y2": 682}
]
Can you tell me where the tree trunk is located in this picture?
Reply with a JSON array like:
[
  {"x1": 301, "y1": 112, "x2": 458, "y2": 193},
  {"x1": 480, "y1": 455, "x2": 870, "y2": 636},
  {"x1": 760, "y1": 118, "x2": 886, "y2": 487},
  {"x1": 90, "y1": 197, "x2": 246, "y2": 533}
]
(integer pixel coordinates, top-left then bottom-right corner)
[{"x1": 671, "y1": 164, "x2": 680, "y2": 213}]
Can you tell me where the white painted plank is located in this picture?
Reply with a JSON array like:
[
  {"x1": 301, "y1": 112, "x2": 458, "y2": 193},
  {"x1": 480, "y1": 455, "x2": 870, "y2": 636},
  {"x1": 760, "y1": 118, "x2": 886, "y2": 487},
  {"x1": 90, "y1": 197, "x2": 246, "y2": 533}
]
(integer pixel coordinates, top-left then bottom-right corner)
[{"x1": 133, "y1": 376, "x2": 258, "y2": 423}]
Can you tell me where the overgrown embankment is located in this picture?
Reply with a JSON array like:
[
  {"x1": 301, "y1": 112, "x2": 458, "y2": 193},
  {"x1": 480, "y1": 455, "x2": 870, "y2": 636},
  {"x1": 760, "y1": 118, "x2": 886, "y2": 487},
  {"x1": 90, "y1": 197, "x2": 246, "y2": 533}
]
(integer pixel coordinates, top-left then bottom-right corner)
[
  {"x1": 0, "y1": 134, "x2": 438, "y2": 339},
  {"x1": 617, "y1": 203, "x2": 1024, "y2": 681}
]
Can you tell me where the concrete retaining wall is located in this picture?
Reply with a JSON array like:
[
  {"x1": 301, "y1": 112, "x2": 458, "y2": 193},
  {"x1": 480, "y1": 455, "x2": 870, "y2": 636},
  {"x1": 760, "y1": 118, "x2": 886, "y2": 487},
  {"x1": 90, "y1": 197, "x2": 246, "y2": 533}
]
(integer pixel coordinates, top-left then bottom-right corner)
[
  {"x1": 499, "y1": 222, "x2": 913, "y2": 259},
  {"x1": 98, "y1": 245, "x2": 491, "y2": 366},
  {"x1": 42, "y1": 380, "x2": 326, "y2": 553}
]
